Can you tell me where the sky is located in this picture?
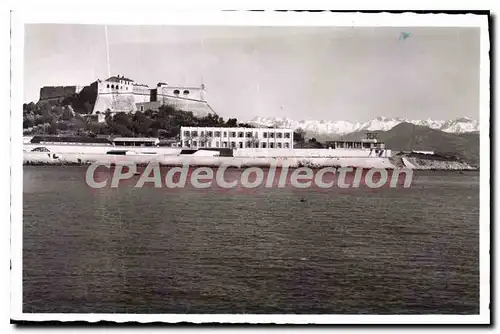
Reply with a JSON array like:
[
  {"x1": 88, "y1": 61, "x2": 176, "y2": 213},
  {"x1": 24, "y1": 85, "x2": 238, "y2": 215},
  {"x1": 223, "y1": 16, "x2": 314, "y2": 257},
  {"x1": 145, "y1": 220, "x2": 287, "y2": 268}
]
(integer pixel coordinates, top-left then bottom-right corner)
[{"x1": 24, "y1": 24, "x2": 480, "y2": 122}]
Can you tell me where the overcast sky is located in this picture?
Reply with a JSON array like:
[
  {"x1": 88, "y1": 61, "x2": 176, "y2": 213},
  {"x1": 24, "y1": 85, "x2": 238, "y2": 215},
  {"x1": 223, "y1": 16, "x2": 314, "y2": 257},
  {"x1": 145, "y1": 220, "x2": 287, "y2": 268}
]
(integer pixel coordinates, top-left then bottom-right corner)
[{"x1": 24, "y1": 24, "x2": 480, "y2": 122}]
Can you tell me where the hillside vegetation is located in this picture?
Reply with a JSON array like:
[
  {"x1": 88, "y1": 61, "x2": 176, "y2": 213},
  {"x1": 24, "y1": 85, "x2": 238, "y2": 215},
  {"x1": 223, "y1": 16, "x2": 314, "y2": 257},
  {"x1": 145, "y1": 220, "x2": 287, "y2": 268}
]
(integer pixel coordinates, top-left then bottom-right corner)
[{"x1": 23, "y1": 100, "x2": 255, "y2": 138}]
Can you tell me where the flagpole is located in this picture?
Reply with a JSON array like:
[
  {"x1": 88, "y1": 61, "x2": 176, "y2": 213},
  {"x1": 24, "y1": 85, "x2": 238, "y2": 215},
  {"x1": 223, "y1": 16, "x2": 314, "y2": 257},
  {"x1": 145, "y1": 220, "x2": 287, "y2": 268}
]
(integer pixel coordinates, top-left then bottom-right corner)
[{"x1": 104, "y1": 25, "x2": 111, "y2": 78}]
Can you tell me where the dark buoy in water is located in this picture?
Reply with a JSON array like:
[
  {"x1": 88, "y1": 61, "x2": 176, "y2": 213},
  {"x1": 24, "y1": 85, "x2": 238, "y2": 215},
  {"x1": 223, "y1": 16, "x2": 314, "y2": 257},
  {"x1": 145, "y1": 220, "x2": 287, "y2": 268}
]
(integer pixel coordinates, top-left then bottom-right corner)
[{"x1": 300, "y1": 198, "x2": 306, "y2": 203}]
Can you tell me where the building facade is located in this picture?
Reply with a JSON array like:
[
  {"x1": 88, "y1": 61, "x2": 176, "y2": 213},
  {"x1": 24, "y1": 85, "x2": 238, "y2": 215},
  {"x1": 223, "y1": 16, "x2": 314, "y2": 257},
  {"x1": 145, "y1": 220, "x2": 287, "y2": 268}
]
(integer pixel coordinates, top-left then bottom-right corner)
[
  {"x1": 91, "y1": 76, "x2": 216, "y2": 118},
  {"x1": 39, "y1": 74, "x2": 217, "y2": 121},
  {"x1": 180, "y1": 126, "x2": 294, "y2": 149}
]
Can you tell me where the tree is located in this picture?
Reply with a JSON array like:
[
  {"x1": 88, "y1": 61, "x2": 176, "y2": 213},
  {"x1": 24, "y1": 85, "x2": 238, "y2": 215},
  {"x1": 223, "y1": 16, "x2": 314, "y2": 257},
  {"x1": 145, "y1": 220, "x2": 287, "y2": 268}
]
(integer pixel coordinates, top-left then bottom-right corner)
[
  {"x1": 62, "y1": 107, "x2": 74, "y2": 121},
  {"x1": 48, "y1": 122, "x2": 58, "y2": 135},
  {"x1": 132, "y1": 112, "x2": 152, "y2": 136},
  {"x1": 308, "y1": 137, "x2": 324, "y2": 148},
  {"x1": 23, "y1": 102, "x2": 36, "y2": 114},
  {"x1": 23, "y1": 118, "x2": 34, "y2": 129},
  {"x1": 225, "y1": 118, "x2": 238, "y2": 127},
  {"x1": 294, "y1": 128, "x2": 306, "y2": 143}
]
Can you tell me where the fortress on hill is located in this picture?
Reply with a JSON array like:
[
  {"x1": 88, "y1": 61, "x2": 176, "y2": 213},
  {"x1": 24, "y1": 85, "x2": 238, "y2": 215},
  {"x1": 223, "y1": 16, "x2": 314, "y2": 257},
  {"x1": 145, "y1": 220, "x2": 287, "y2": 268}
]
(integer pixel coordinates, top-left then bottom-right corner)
[{"x1": 39, "y1": 74, "x2": 217, "y2": 120}]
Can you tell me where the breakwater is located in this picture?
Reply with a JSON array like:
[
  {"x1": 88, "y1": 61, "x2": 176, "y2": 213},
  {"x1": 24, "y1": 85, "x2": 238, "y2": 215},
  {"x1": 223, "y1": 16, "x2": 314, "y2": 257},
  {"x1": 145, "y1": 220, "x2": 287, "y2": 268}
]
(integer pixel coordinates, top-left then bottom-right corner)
[
  {"x1": 22, "y1": 144, "x2": 477, "y2": 170},
  {"x1": 23, "y1": 151, "x2": 394, "y2": 169}
]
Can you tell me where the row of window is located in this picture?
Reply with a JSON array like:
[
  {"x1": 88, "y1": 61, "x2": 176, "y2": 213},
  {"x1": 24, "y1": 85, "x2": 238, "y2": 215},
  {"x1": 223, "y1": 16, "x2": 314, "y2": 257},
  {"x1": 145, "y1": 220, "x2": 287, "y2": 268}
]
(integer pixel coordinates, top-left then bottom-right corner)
[
  {"x1": 183, "y1": 131, "x2": 291, "y2": 139},
  {"x1": 184, "y1": 141, "x2": 290, "y2": 149},
  {"x1": 173, "y1": 90, "x2": 190, "y2": 95},
  {"x1": 107, "y1": 84, "x2": 128, "y2": 90}
]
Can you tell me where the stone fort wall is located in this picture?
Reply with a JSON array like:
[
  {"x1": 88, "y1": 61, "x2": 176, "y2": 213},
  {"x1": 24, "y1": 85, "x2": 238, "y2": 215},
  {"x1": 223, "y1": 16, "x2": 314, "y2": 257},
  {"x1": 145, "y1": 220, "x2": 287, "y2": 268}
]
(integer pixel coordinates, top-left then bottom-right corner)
[
  {"x1": 93, "y1": 80, "x2": 152, "y2": 114},
  {"x1": 39, "y1": 86, "x2": 85, "y2": 102},
  {"x1": 40, "y1": 76, "x2": 213, "y2": 118}
]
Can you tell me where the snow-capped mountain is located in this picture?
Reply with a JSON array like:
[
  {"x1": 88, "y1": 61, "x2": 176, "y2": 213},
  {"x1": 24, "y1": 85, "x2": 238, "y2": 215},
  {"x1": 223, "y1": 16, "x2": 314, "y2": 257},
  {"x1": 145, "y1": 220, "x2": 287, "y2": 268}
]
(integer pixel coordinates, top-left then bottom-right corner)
[
  {"x1": 439, "y1": 117, "x2": 480, "y2": 133},
  {"x1": 247, "y1": 116, "x2": 479, "y2": 137}
]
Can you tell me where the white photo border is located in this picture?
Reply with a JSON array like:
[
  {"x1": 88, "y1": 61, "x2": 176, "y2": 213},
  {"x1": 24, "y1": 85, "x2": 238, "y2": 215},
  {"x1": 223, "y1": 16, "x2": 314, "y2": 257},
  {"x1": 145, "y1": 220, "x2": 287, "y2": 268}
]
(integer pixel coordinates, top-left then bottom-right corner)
[{"x1": 10, "y1": 9, "x2": 491, "y2": 324}]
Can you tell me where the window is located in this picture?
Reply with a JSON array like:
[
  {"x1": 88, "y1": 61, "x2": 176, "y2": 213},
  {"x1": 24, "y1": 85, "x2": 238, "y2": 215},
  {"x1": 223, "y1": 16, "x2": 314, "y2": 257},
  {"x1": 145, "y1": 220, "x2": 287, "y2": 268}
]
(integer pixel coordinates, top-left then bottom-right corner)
[
  {"x1": 174, "y1": 89, "x2": 180, "y2": 95},
  {"x1": 215, "y1": 131, "x2": 221, "y2": 137},
  {"x1": 284, "y1": 143, "x2": 290, "y2": 148},
  {"x1": 107, "y1": 84, "x2": 110, "y2": 88},
  {"x1": 270, "y1": 142, "x2": 275, "y2": 148},
  {"x1": 111, "y1": 85, "x2": 115, "y2": 89},
  {"x1": 223, "y1": 141, "x2": 228, "y2": 148},
  {"x1": 262, "y1": 142, "x2": 267, "y2": 148},
  {"x1": 208, "y1": 131, "x2": 213, "y2": 137},
  {"x1": 277, "y1": 143, "x2": 282, "y2": 148},
  {"x1": 216, "y1": 142, "x2": 220, "y2": 148},
  {"x1": 231, "y1": 142, "x2": 236, "y2": 148},
  {"x1": 183, "y1": 90, "x2": 189, "y2": 95},
  {"x1": 207, "y1": 142, "x2": 211, "y2": 148},
  {"x1": 238, "y1": 132, "x2": 244, "y2": 138},
  {"x1": 231, "y1": 132, "x2": 236, "y2": 138},
  {"x1": 200, "y1": 141, "x2": 205, "y2": 147},
  {"x1": 192, "y1": 141, "x2": 197, "y2": 147},
  {"x1": 192, "y1": 131, "x2": 198, "y2": 137},
  {"x1": 201, "y1": 131, "x2": 205, "y2": 136},
  {"x1": 245, "y1": 142, "x2": 251, "y2": 148},
  {"x1": 140, "y1": 106, "x2": 144, "y2": 112},
  {"x1": 246, "y1": 132, "x2": 253, "y2": 137},
  {"x1": 277, "y1": 133, "x2": 283, "y2": 138},
  {"x1": 284, "y1": 133, "x2": 290, "y2": 139},
  {"x1": 184, "y1": 131, "x2": 190, "y2": 136},
  {"x1": 184, "y1": 141, "x2": 189, "y2": 147},
  {"x1": 126, "y1": 87, "x2": 128, "y2": 90},
  {"x1": 263, "y1": 132, "x2": 268, "y2": 138},
  {"x1": 223, "y1": 132, "x2": 227, "y2": 137},
  {"x1": 269, "y1": 132, "x2": 275, "y2": 138}
]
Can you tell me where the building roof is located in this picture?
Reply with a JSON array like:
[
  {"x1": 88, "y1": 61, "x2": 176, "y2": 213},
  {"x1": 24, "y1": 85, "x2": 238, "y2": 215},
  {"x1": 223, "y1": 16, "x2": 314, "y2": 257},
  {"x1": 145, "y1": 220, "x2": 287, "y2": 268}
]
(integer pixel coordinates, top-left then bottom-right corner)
[
  {"x1": 106, "y1": 75, "x2": 134, "y2": 83},
  {"x1": 113, "y1": 137, "x2": 159, "y2": 142},
  {"x1": 30, "y1": 136, "x2": 112, "y2": 144}
]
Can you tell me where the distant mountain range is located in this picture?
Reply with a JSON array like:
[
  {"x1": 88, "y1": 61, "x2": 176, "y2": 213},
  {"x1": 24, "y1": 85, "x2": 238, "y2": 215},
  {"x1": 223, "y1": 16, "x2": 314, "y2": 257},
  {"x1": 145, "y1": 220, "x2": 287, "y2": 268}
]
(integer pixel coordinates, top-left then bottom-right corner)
[
  {"x1": 342, "y1": 123, "x2": 480, "y2": 165},
  {"x1": 247, "y1": 116, "x2": 480, "y2": 138},
  {"x1": 247, "y1": 116, "x2": 480, "y2": 165}
]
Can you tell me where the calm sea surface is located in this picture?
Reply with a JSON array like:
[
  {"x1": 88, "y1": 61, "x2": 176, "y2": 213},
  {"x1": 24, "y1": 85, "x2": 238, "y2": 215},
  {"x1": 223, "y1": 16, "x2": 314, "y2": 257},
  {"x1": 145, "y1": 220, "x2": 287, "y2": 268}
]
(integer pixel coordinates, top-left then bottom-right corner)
[{"x1": 23, "y1": 166, "x2": 480, "y2": 314}]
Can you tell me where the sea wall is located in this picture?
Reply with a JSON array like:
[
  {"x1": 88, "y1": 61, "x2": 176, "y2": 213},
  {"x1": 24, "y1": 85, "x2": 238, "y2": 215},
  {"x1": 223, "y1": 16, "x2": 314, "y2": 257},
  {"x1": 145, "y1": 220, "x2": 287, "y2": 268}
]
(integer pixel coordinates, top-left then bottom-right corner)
[
  {"x1": 23, "y1": 152, "x2": 395, "y2": 169},
  {"x1": 234, "y1": 148, "x2": 392, "y2": 158},
  {"x1": 401, "y1": 157, "x2": 476, "y2": 170},
  {"x1": 23, "y1": 144, "x2": 390, "y2": 159},
  {"x1": 23, "y1": 144, "x2": 474, "y2": 170}
]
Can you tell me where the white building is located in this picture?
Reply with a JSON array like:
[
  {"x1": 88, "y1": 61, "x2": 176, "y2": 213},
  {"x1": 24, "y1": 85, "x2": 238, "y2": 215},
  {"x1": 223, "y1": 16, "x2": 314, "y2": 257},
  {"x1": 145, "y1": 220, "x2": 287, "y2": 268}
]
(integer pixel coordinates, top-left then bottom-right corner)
[{"x1": 180, "y1": 126, "x2": 294, "y2": 149}]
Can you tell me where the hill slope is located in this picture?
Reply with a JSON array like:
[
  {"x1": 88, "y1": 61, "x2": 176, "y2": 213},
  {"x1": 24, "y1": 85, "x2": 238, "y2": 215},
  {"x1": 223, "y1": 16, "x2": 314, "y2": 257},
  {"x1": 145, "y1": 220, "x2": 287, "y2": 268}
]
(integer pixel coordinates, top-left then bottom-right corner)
[
  {"x1": 384, "y1": 123, "x2": 479, "y2": 164},
  {"x1": 339, "y1": 123, "x2": 479, "y2": 165}
]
